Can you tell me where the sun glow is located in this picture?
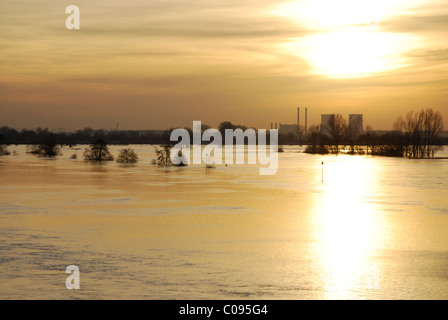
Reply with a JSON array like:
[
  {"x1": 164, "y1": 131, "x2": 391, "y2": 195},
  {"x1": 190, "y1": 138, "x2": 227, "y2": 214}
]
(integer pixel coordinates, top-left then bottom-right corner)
[
  {"x1": 272, "y1": 0, "x2": 424, "y2": 29},
  {"x1": 282, "y1": 28, "x2": 420, "y2": 78},
  {"x1": 272, "y1": 0, "x2": 424, "y2": 78}
]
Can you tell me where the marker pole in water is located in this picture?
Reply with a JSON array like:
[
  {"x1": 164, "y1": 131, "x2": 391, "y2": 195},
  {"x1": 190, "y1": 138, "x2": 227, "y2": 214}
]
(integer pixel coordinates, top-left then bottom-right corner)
[{"x1": 321, "y1": 161, "x2": 324, "y2": 183}]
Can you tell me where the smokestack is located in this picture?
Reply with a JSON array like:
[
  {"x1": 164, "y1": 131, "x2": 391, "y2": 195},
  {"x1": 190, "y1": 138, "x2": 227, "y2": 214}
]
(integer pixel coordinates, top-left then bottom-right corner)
[
  {"x1": 297, "y1": 107, "x2": 300, "y2": 128},
  {"x1": 305, "y1": 108, "x2": 308, "y2": 134},
  {"x1": 270, "y1": 122, "x2": 273, "y2": 130}
]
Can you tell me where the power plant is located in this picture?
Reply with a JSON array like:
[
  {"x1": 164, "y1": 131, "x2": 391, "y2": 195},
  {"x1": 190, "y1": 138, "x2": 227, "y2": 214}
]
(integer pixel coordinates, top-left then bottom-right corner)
[
  {"x1": 272, "y1": 107, "x2": 308, "y2": 136},
  {"x1": 271, "y1": 108, "x2": 364, "y2": 137},
  {"x1": 305, "y1": 107, "x2": 308, "y2": 135}
]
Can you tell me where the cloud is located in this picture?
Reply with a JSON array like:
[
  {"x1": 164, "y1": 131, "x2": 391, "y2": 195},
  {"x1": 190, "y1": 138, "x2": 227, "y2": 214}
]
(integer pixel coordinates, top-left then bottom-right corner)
[
  {"x1": 1, "y1": 0, "x2": 447, "y2": 130},
  {"x1": 382, "y1": 14, "x2": 448, "y2": 34}
]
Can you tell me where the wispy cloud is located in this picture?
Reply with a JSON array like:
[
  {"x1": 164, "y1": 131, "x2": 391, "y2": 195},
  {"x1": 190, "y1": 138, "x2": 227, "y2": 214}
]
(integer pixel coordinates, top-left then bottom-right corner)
[{"x1": 0, "y1": 0, "x2": 447, "y2": 130}]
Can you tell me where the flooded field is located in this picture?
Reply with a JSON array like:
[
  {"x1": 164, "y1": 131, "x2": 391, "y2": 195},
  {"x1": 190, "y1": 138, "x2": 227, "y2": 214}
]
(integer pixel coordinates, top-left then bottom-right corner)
[{"x1": 1, "y1": 145, "x2": 448, "y2": 299}]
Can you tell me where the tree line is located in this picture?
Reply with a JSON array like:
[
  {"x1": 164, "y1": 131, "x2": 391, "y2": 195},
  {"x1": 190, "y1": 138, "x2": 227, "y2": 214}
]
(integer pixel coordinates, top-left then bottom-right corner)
[
  {"x1": 0, "y1": 121, "x2": 255, "y2": 146},
  {"x1": 304, "y1": 108, "x2": 445, "y2": 158},
  {"x1": 0, "y1": 126, "x2": 166, "y2": 145},
  {"x1": 0, "y1": 110, "x2": 446, "y2": 159}
]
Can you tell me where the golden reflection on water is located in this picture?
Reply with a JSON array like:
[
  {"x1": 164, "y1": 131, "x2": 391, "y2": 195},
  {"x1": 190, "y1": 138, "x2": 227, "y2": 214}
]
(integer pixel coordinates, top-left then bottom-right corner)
[
  {"x1": 2, "y1": 146, "x2": 448, "y2": 299},
  {"x1": 311, "y1": 156, "x2": 383, "y2": 299}
]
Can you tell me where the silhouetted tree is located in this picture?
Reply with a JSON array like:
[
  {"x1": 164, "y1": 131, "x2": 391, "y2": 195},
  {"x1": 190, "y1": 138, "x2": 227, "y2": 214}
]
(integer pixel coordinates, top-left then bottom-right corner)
[
  {"x1": 305, "y1": 124, "x2": 329, "y2": 154},
  {"x1": 295, "y1": 125, "x2": 305, "y2": 146},
  {"x1": 394, "y1": 108, "x2": 444, "y2": 158},
  {"x1": 154, "y1": 145, "x2": 172, "y2": 167},
  {"x1": 83, "y1": 139, "x2": 113, "y2": 161},
  {"x1": 26, "y1": 145, "x2": 41, "y2": 154},
  {"x1": 153, "y1": 144, "x2": 189, "y2": 167},
  {"x1": 39, "y1": 134, "x2": 61, "y2": 157},
  {"x1": 279, "y1": 132, "x2": 296, "y2": 145},
  {"x1": 26, "y1": 132, "x2": 61, "y2": 157},
  {"x1": 117, "y1": 148, "x2": 139, "y2": 163},
  {"x1": 218, "y1": 121, "x2": 235, "y2": 136},
  {"x1": 328, "y1": 114, "x2": 348, "y2": 154},
  {"x1": 345, "y1": 124, "x2": 359, "y2": 154},
  {"x1": 0, "y1": 144, "x2": 10, "y2": 156},
  {"x1": 305, "y1": 124, "x2": 319, "y2": 153},
  {"x1": 161, "y1": 128, "x2": 177, "y2": 145},
  {"x1": 374, "y1": 131, "x2": 406, "y2": 157},
  {"x1": 359, "y1": 125, "x2": 377, "y2": 155}
]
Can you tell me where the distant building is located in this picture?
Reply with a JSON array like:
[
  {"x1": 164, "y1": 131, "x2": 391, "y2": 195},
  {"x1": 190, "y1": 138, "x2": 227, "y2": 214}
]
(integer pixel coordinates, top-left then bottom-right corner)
[
  {"x1": 278, "y1": 123, "x2": 297, "y2": 136},
  {"x1": 349, "y1": 114, "x2": 364, "y2": 135},
  {"x1": 271, "y1": 106, "x2": 309, "y2": 137}
]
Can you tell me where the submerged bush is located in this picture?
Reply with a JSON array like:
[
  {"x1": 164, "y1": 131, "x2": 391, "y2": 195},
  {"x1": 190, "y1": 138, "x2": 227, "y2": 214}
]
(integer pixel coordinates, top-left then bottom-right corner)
[
  {"x1": 83, "y1": 139, "x2": 113, "y2": 161},
  {"x1": 0, "y1": 144, "x2": 10, "y2": 156},
  {"x1": 304, "y1": 145, "x2": 329, "y2": 154},
  {"x1": 153, "y1": 145, "x2": 189, "y2": 167},
  {"x1": 117, "y1": 148, "x2": 139, "y2": 163},
  {"x1": 26, "y1": 142, "x2": 61, "y2": 157},
  {"x1": 153, "y1": 145, "x2": 172, "y2": 167}
]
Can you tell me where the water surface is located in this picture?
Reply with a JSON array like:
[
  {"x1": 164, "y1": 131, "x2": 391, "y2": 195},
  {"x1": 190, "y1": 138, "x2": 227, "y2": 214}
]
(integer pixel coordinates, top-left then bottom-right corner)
[{"x1": 1, "y1": 145, "x2": 447, "y2": 299}]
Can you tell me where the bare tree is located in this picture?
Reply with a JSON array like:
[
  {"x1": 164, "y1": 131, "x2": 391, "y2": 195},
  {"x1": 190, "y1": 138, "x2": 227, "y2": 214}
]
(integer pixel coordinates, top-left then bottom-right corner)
[
  {"x1": 305, "y1": 124, "x2": 329, "y2": 154},
  {"x1": 422, "y1": 108, "x2": 444, "y2": 158},
  {"x1": 393, "y1": 108, "x2": 444, "y2": 158},
  {"x1": 306, "y1": 124, "x2": 320, "y2": 153},
  {"x1": 363, "y1": 125, "x2": 377, "y2": 155},
  {"x1": 328, "y1": 114, "x2": 348, "y2": 154},
  {"x1": 345, "y1": 125, "x2": 358, "y2": 154},
  {"x1": 83, "y1": 139, "x2": 113, "y2": 161},
  {"x1": 154, "y1": 145, "x2": 172, "y2": 167},
  {"x1": 26, "y1": 133, "x2": 61, "y2": 157},
  {"x1": 295, "y1": 125, "x2": 305, "y2": 146}
]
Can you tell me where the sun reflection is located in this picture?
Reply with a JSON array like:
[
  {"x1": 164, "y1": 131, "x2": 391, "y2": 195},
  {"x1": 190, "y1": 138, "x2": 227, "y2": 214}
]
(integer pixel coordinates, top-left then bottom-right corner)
[{"x1": 312, "y1": 156, "x2": 383, "y2": 299}]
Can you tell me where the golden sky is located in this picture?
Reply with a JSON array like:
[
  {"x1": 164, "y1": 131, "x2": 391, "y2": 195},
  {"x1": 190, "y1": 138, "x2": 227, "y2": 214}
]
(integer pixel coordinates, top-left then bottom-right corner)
[{"x1": 1, "y1": 0, "x2": 447, "y2": 130}]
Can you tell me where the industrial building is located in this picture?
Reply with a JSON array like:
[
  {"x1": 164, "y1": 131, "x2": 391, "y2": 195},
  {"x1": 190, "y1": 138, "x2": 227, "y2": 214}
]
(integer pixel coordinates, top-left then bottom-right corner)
[
  {"x1": 270, "y1": 108, "x2": 364, "y2": 138},
  {"x1": 272, "y1": 107, "x2": 308, "y2": 136},
  {"x1": 349, "y1": 114, "x2": 364, "y2": 135}
]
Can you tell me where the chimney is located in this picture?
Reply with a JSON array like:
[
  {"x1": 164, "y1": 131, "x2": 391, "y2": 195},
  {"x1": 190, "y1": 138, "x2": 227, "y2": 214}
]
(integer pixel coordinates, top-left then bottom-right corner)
[
  {"x1": 297, "y1": 107, "x2": 300, "y2": 128},
  {"x1": 305, "y1": 108, "x2": 308, "y2": 134}
]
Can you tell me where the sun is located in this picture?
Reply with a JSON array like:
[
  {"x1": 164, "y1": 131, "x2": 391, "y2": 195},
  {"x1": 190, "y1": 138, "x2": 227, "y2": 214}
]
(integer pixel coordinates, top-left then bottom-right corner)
[
  {"x1": 282, "y1": 27, "x2": 419, "y2": 78},
  {"x1": 271, "y1": 0, "x2": 424, "y2": 78}
]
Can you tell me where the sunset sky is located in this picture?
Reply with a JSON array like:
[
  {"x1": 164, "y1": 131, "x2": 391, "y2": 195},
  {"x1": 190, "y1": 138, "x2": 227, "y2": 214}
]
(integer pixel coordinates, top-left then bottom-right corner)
[{"x1": 1, "y1": 0, "x2": 447, "y2": 131}]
